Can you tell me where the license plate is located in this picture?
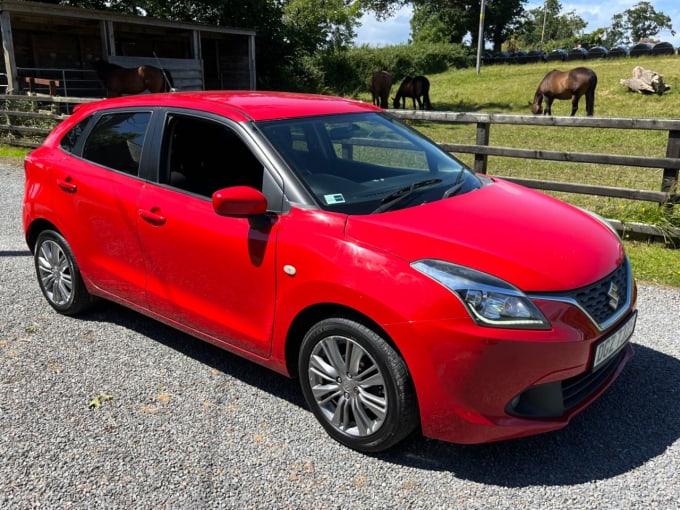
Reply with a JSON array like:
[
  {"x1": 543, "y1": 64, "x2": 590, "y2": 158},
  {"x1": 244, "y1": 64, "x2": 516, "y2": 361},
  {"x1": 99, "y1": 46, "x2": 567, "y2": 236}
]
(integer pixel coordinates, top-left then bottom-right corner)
[{"x1": 592, "y1": 312, "x2": 636, "y2": 370}]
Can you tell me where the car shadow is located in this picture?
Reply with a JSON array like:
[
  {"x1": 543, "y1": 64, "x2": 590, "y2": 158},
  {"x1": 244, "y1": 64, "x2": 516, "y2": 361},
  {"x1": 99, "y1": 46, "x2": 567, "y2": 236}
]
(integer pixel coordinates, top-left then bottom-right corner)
[
  {"x1": 82, "y1": 303, "x2": 678, "y2": 486},
  {"x1": 0, "y1": 249, "x2": 33, "y2": 257},
  {"x1": 83, "y1": 302, "x2": 306, "y2": 405}
]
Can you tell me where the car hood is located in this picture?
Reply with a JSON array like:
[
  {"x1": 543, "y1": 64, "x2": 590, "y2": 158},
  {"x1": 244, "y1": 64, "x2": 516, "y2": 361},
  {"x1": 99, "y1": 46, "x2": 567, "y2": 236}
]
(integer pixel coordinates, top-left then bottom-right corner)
[{"x1": 344, "y1": 179, "x2": 625, "y2": 292}]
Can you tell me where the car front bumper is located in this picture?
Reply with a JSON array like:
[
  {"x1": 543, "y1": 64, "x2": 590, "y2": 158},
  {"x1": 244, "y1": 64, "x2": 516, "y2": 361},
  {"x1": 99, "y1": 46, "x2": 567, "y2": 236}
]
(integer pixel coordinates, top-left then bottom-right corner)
[{"x1": 386, "y1": 305, "x2": 636, "y2": 445}]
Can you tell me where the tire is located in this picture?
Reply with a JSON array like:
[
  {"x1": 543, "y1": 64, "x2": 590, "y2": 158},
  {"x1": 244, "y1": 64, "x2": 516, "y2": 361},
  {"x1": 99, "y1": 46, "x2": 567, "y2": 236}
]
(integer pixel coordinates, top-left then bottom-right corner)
[
  {"x1": 34, "y1": 230, "x2": 94, "y2": 315},
  {"x1": 298, "y1": 317, "x2": 419, "y2": 453}
]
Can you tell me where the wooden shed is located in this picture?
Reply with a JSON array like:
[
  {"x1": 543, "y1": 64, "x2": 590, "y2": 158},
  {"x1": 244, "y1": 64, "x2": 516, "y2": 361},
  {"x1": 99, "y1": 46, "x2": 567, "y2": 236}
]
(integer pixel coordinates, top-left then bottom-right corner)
[{"x1": 0, "y1": 0, "x2": 256, "y2": 96}]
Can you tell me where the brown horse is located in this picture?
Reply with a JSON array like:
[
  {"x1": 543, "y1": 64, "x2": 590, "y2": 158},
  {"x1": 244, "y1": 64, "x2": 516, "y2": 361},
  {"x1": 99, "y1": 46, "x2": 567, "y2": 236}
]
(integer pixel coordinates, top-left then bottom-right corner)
[
  {"x1": 530, "y1": 67, "x2": 597, "y2": 116},
  {"x1": 93, "y1": 59, "x2": 174, "y2": 98},
  {"x1": 393, "y1": 76, "x2": 432, "y2": 110},
  {"x1": 369, "y1": 70, "x2": 392, "y2": 108}
]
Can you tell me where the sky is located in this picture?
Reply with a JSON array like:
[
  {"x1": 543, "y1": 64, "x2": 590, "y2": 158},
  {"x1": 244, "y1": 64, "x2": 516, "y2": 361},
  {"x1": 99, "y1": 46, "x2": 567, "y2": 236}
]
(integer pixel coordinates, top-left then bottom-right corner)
[{"x1": 354, "y1": 1, "x2": 680, "y2": 48}]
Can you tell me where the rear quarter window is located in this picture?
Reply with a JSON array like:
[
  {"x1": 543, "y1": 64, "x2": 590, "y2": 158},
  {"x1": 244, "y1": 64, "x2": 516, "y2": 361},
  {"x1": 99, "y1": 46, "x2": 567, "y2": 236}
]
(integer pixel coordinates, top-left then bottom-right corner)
[{"x1": 59, "y1": 117, "x2": 92, "y2": 154}]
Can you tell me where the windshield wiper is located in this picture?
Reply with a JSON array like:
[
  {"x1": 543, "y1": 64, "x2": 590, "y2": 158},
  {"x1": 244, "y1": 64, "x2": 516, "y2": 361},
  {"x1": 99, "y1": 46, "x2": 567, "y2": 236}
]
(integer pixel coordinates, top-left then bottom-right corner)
[
  {"x1": 442, "y1": 182, "x2": 464, "y2": 198},
  {"x1": 372, "y1": 178, "x2": 442, "y2": 214}
]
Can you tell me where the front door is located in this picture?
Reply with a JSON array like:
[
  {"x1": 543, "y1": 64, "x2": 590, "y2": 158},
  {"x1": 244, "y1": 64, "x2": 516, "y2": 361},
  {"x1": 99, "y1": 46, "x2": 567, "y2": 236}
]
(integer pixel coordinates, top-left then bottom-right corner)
[{"x1": 136, "y1": 114, "x2": 278, "y2": 357}]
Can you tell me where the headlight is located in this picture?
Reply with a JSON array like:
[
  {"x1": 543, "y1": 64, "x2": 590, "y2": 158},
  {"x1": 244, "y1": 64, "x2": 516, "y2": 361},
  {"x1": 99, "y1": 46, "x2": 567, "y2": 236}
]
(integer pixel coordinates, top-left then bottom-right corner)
[{"x1": 411, "y1": 259, "x2": 550, "y2": 329}]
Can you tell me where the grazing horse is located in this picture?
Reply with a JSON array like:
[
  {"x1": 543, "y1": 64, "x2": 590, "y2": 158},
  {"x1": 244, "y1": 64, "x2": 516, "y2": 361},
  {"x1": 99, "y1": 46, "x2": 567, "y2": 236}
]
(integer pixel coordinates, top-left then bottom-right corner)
[
  {"x1": 530, "y1": 67, "x2": 597, "y2": 116},
  {"x1": 93, "y1": 59, "x2": 174, "y2": 98},
  {"x1": 393, "y1": 76, "x2": 432, "y2": 110},
  {"x1": 369, "y1": 70, "x2": 392, "y2": 108}
]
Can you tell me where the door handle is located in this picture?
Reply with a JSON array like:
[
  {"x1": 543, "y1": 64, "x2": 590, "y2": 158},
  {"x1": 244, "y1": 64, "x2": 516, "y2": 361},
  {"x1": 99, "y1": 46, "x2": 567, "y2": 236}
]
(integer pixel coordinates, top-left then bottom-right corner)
[
  {"x1": 57, "y1": 177, "x2": 77, "y2": 193},
  {"x1": 138, "y1": 208, "x2": 167, "y2": 226}
]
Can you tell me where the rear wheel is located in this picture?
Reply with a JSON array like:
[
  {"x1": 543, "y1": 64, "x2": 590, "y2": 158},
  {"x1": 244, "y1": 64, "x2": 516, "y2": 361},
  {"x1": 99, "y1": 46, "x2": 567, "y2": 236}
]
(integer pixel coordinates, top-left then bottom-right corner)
[
  {"x1": 34, "y1": 230, "x2": 94, "y2": 315},
  {"x1": 298, "y1": 317, "x2": 419, "y2": 452}
]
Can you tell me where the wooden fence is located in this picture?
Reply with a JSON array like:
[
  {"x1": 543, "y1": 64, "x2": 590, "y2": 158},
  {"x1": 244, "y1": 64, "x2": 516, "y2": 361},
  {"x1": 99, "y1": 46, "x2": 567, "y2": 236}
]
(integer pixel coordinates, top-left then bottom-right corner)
[
  {"x1": 0, "y1": 94, "x2": 95, "y2": 147},
  {"x1": 390, "y1": 110, "x2": 680, "y2": 242},
  {"x1": 390, "y1": 110, "x2": 680, "y2": 204},
  {"x1": 1, "y1": 95, "x2": 679, "y2": 240}
]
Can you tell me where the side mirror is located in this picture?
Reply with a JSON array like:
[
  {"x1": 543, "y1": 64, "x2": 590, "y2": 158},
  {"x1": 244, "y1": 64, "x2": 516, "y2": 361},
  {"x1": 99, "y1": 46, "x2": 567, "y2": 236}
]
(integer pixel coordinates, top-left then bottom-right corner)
[{"x1": 212, "y1": 186, "x2": 267, "y2": 217}]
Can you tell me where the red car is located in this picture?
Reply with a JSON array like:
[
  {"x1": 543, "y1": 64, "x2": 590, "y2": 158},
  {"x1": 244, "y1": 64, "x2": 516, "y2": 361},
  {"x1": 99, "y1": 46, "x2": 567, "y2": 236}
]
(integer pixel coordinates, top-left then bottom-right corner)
[{"x1": 22, "y1": 91, "x2": 636, "y2": 452}]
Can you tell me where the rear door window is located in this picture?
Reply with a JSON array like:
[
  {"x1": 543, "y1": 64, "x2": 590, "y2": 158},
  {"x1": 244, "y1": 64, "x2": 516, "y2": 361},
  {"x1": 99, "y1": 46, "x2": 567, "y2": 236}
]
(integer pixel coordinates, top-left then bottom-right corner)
[{"x1": 82, "y1": 112, "x2": 151, "y2": 176}]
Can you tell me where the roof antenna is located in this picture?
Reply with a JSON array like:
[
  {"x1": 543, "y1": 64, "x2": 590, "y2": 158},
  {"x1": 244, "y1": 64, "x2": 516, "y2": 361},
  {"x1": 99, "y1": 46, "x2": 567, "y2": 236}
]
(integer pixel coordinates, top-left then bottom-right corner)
[{"x1": 153, "y1": 51, "x2": 178, "y2": 92}]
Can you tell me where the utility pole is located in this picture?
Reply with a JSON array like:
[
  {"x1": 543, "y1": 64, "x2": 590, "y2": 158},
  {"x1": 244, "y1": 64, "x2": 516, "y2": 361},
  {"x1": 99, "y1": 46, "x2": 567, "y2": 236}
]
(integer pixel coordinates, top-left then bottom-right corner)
[
  {"x1": 475, "y1": 0, "x2": 487, "y2": 74},
  {"x1": 541, "y1": 1, "x2": 547, "y2": 44}
]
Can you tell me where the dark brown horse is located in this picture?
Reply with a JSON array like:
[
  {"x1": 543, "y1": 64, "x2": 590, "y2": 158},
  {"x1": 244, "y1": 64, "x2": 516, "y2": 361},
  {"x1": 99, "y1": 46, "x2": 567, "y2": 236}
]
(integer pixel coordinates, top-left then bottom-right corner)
[
  {"x1": 393, "y1": 76, "x2": 432, "y2": 110},
  {"x1": 530, "y1": 67, "x2": 597, "y2": 116},
  {"x1": 369, "y1": 70, "x2": 392, "y2": 108},
  {"x1": 93, "y1": 59, "x2": 174, "y2": 98}
]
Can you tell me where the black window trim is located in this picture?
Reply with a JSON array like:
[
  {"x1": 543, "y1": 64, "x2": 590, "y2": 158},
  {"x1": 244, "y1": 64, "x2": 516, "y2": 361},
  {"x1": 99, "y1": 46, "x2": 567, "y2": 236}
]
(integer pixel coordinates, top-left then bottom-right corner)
[
  {"x1": 60, "y1": 106, "x2": 158, "y2": 181},
  {"x1": 146, "y1": 106, "x2": 295, "y2": 214}
]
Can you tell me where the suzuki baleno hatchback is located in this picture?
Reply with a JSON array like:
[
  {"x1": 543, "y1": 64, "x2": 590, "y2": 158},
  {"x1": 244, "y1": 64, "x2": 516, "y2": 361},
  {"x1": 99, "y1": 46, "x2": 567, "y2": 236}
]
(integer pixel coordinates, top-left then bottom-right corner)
[{"x1": 23, "y1": 91, "x2": 636, "y2": 452}]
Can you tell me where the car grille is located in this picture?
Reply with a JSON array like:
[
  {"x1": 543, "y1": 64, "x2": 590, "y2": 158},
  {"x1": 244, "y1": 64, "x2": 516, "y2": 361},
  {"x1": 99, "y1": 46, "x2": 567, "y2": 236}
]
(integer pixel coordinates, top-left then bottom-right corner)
[
  {"x1": 562, "y1": 348, "x2": 626, "y2": 410},
  {"x1": 535, "y1": 257, "x2": 632, "y2": 330},
  {"x1": 507, "y1": 346, "x2": 630, "y2": 419},
  {"x1": 570, "y1": 261, "x2": 629, "y2": 326}
]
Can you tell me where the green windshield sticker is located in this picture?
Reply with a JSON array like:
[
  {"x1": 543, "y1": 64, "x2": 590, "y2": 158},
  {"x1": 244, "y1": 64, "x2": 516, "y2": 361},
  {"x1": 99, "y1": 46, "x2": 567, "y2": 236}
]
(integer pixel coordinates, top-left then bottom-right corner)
[{"x1": 324, "y1": 193, "x2": 346, "y2": 205}]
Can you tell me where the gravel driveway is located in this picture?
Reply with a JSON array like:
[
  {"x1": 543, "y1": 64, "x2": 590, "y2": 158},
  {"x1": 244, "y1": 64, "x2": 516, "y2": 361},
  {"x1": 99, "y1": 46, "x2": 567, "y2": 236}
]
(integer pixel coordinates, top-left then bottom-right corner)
[{"x1": 1, "y1": 161, "x2": 679, "y2": 509}]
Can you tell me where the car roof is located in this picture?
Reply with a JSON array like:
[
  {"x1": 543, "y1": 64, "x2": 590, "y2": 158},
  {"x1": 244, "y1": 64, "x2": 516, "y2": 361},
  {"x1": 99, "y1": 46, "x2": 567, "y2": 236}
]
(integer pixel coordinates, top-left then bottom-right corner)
[{"x1": 73, "y1": 91, "x2": 382, "y2": 122}]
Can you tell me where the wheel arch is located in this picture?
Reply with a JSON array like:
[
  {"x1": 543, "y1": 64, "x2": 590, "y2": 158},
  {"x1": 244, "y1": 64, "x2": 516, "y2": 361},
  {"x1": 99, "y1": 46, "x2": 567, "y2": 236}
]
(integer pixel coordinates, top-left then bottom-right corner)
[
  {"x1": 25, "y1": 218, "x2": 61, "y2": 252},
  {"x1": 290, "y1": 304, "x2": 422, "y2": 452},
  {"x1": 284, "y1": 303, "x2": 407, "y2": 381}
]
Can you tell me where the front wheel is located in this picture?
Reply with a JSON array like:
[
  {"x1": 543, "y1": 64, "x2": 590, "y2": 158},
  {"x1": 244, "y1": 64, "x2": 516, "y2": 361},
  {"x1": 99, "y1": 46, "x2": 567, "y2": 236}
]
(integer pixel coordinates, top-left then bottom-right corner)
[
  {"x1": 298, "y1": 318, "x2": 419, "y2": 452},
  {"x1": 34, "y1": 230, "x2": 94, "y2": 315}
]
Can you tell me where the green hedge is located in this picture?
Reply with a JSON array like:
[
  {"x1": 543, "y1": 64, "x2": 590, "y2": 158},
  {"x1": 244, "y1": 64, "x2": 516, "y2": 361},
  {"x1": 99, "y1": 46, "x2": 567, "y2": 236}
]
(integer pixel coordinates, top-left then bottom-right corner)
[{"x1": 304, "y1": 43, "x2": 474, "y2": 97}]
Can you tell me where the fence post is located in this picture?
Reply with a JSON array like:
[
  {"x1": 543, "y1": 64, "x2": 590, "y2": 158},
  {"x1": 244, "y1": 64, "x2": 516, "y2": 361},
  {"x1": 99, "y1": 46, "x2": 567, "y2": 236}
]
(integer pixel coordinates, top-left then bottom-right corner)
[
  {"x1": 474, "y1": 122, "x2": 490, "y2": 174},
  {"x1": 663, "y1": 130, "x2": 680, "y2": 205}
]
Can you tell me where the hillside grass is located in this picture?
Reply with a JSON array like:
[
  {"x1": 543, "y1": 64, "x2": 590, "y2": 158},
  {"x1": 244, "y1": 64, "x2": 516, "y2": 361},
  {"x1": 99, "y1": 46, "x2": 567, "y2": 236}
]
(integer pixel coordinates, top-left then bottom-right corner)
[{"x1": 355, "y1": 55, "x2": 680, "y2": 287}]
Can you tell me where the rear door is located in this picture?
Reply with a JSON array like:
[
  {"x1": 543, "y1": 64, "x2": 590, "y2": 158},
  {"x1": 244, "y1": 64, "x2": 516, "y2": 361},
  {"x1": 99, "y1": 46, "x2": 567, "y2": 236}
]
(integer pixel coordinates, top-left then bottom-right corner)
[{"x1": 50, "y1": 109, "x2": 153, "y2": 307}]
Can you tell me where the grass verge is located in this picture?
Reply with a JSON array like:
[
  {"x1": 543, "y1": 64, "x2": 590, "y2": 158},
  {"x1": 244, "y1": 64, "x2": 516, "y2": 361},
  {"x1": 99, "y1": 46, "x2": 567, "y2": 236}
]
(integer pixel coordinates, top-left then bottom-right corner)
[{"x1": 625, "y1": 240, "x2": 680, "y2": 287}]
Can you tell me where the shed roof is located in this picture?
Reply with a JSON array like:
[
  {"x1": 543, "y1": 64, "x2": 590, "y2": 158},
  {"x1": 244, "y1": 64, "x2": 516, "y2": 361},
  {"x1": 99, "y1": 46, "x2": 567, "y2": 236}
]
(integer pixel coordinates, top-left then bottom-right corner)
[{"x1": 0, "y1": 0, "x2": 256, "y2": 37}]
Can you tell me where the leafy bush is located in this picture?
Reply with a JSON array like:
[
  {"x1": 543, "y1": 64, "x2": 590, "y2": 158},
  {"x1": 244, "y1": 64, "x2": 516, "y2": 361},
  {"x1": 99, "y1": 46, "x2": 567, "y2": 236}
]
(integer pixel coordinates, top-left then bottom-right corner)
[{"x1": 306, "y1": 43, "x2": 474, "y2": 98}]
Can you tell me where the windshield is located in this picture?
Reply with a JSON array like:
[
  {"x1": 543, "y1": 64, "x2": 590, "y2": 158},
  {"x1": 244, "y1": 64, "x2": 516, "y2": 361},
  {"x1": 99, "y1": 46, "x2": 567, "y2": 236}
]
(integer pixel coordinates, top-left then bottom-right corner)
[{"x1": 258, "y1": 112, "x2": 484, "y2": 214}]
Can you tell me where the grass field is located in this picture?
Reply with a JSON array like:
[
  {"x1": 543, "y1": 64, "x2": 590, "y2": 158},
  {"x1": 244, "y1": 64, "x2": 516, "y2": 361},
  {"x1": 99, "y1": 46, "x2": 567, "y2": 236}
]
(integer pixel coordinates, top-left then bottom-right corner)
[
  {"x1": 358, "y1": 56, "x2": 680, "y2": 221},
  {"x1": 5, "y1": 60, "x2": 680, "y2": 286},
  {"x1": 356, "y1": 55, "x2": 680, "y2": 287}
]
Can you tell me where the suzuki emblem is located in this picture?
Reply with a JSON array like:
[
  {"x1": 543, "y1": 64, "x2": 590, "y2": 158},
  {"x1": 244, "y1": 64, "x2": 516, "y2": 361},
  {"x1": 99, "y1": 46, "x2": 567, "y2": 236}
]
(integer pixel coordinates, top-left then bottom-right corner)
[{"x1": 607, "y1": 282, "x2": 620, "y2": 310}]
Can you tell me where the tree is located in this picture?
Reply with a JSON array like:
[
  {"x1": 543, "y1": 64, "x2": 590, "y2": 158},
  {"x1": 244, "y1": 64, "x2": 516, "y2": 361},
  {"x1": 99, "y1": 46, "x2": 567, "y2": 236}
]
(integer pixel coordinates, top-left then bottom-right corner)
[
  {"x1": 410, "y1": 3, "x2": 468, "y2": 44},
  {"x1": 283, "y1": 0, "x2": 363, "y2": 55},
  {"x1": 399, "y1": 0, "x2": 526, "y2": 51},
  {"x1": 514, "y1": 0, "x2": 587, "y2": 49},
  {"x1": 604, "y1": 15, "x2": 627, "y2": 48},
  {"x1": 608, "y1": 1, "x2": 674, "y2": 45},
  {"x1": 484, "y1": 0, "x2": 526, "y2": 51},
  {"x1": 60, "y1": 0, "x2": 151, "y2": 16},
  {"x1": 359, "y1": 0, "x2": 405, "y2": 19}
]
